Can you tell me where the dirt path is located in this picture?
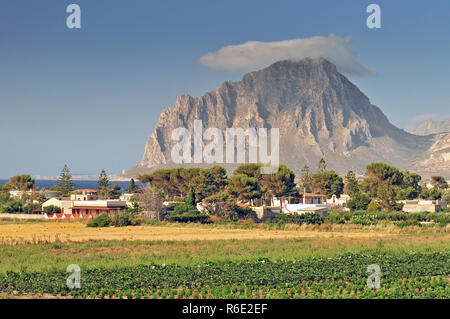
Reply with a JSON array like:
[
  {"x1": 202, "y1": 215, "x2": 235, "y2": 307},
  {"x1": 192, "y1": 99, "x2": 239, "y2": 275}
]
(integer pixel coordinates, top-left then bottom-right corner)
[{"x1": 0, "y1": 222, "x2": 399, "y2": 244}]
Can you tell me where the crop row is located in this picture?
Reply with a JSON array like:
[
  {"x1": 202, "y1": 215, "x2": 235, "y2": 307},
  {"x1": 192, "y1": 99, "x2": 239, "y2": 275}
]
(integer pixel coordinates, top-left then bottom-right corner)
[
  {"x1": 66, "y1": 277, "x2": 449, "y2": 299},
  {"x1": 9, "y1": 276, "x2": 449, "y2": 299},
  {"x1": 0, "y1": 251, "x2": 448, "y2": 298}
]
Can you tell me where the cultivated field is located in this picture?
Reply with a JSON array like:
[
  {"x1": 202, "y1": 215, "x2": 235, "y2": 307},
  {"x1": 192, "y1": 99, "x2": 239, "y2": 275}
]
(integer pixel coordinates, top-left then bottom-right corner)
[
  {"x1": 0, "y1": 220, "x2": 409, "y2": 244},
  {"x1": 0, "y1": 219, "x2": 449, "y2": 299}
]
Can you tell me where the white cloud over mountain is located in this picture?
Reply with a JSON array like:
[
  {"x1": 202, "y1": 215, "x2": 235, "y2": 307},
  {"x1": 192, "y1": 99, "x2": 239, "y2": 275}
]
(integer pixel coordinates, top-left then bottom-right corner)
[{"x1": 197, "y1": 34, "x2": 372, "y2": 76}]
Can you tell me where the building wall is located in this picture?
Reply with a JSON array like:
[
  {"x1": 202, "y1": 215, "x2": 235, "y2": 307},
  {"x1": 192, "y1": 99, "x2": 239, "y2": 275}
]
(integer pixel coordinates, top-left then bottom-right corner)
[
  {"x1": 250, "y1": 207, "x2": 276, "y2": 221},
  {"x1": 0, "y1": 213, "x2": 44, "y2": 219},
  {"x1": 300, "y1": 197, "x2": 326, "y2": 204},
  {"x1": 72, "y1": 200, "x2": 127, "y2": 208},
  {"x1": 327, "y1": 194, "x2": 349, "y2": 206},
  {"x1": 71, "y1": 208, "x2": 120, "y2": 215},
  {"x1": 61, "y1": 201, "x2": 74, "y2": 214},
  {"x1": 296, "y1": 208, "x2": 328, "y2": 217},
  {"x1": 403, "y1": 204, "x2": 438, "y2": 213},
  {"x1": 42, "y1": 198, "x2": 62, "y2": 208},
  {"x1": 401, "y1": 200, "x2": 447, "y2": 213},
  {"x1": 273, "y1": 196, "x2": 326, "y2": 206},
  {"x1": 70, "y1": 194, "x2": 96, "y2": 201}
]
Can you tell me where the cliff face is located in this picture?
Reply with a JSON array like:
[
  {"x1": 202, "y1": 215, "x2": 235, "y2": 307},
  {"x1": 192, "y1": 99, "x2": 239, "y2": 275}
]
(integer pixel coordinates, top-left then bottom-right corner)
[{"x1": 126, "y1": 58, "x2": 450, "y2": 178}]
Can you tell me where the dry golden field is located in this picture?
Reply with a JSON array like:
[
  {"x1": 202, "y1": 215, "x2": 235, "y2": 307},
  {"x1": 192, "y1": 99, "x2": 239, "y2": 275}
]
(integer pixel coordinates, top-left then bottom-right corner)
[
  {"x1": 0, "y1": 221, "x2": 391, "y2": 243},
  {"x1": 0, "y1": 220, "x2": 448, "y2": 245}
]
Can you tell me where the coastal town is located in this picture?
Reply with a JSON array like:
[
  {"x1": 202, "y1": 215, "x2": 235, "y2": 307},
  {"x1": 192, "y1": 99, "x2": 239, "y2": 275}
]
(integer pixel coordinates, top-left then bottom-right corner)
[
  {"x1": 0, "y1": 160, "x2": 448, "y2": 223},
  {"x1": 1, "y1": 0, "x2": 449, "y2": 302},
  {"x1": 1, "y1": 160, "x2": 449, "y2": 300}
]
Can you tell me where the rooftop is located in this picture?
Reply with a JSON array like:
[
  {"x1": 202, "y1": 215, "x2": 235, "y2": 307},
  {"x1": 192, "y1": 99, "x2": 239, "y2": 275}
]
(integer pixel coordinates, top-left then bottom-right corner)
[{"x1": 73, "y1": 189, "x2": 98, "y2": 193}]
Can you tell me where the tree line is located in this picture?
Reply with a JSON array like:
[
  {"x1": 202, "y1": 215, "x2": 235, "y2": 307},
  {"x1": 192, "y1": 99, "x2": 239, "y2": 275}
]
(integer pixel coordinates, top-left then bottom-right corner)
[
  {"x1": 53, "y1": 165, "x2": 138, "y2": 198},
  {"x1": 1, "y1": 160, "x2": 448, "y2": 215},
  {"x1": 343, "y1": 163, "x2": 448, "y2": 211},
  {"x1": 137, "y1": 158, "x2": 449, "y2": 214},
  {"x1": 137, "y1": 164, "x2": 297, "y2": 207},
  {"x1": 0, "y1": 165, "x2": 141, "y2": 214}
]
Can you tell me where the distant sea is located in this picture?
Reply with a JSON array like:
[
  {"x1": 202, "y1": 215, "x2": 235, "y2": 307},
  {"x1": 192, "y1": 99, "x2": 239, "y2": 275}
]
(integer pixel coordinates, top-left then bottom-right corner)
[{"x1": 0, "y1": 180, "x2": 143, "y2": 193}]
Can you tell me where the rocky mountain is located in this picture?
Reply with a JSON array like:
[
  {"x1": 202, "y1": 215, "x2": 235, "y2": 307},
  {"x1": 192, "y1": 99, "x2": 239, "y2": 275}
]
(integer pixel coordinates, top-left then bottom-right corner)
[
  {"x1": 125, "y1": 58, "x2": 450, "y2": 178},
  {"x1": 408, "y1": 118, "x2": 450, "y2": 135}
]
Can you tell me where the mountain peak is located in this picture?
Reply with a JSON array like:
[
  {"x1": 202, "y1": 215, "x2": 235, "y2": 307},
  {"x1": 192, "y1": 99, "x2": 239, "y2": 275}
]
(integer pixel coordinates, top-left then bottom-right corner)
[
  {"x1": 124, "y1": 59, "x2": 450, "y2": 179},
  {"x1": 266, "y1": 57, "x2": 336, "y2": 70},
  {"x1": 242, "y1": 57, "x2": 338, "y2": 83}
]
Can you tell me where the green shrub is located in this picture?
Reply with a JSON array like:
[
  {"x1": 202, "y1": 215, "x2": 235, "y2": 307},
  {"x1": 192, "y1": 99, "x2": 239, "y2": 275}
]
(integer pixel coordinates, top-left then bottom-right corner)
[
  {"x1": 87, "y1": 212, "x2": 142, "y2": 227},
  {"x1": 349, "y1": 214, "x2": 375, "y2": 226},
  {"x1": 23, "y1": 202, "x2": 42, "y2": 214},
  {"x1": 44, "y1": 205, "x2": 61, "y2": 214},
  {"x1": 324, "y1": 210, "x2": 449, "y2": 227},
  {"x1": 172, "y1": 203, "x2": 199, "y2": 215},
  {"x1": 167, "y1": 202, "x2": 210, "y2": 223},
  {"x1": 87, "y1": 214, "x2": 111, "y2": 227},
  {"x1": 346, "y1": 193, "x2": 370, "y2": 211},
  {"x1": 324, "y1": 210, "x2": 352, "y2": 224},
  {"x1": 367, "y1": 199, "x2": 380, "y2": 212},
  {"x1": 269, "y1": 212, "x2": 324, "y2": 225},
  {"x1": 233, "y1": 206, "x2": 258, "y2": 222},
  {"x1": 1, "y1": 200, "x2": 23, "y2": 213},
  {"x1": 110, "y1": 211, "x2": 142, "y2": 227},
  {"x1": 169, "y1": 211, "x2": 210, "y2": 223}
]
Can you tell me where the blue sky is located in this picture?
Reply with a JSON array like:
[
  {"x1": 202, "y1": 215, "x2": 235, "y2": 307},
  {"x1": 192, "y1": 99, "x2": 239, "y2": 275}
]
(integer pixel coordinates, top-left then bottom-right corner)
[{"x1": 0, "y1": 0, "x2": 449, "y2": 178}]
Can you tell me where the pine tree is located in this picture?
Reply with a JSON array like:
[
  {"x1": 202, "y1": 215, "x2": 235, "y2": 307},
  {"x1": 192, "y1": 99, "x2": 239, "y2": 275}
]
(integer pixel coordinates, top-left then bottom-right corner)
[
  {"x1": 265, "y1": 164, "x2": 296, "y2": 209},
  {"x1": 56, "y1": 164, "x2": 75, "y2": 196},
  {"x1": 431, "y1": 176, "x2": 449, "y2": 190},
  {"x1": 344, "y1": 170, "x2": 360, "y2": 197},
  {"x1": 185, "y1": 188, "x2": 196, "y2": 207},
  {"x1": 318, "y1": 158, "x2": 327, "y2": 172},
  {"x1": 376, "y1": 182, "x2": 397, "y2": 211},
  {"x1": 97, "y1": 169, "x2": 110, "y2": 199},
  {"x1": 97, "y1": 169, "x2": 109, "y2": 189},
  {"x1": 126, "y1": 178, "x2": 141, "y2": 194},
  {"x1": 110, "y1": 184, "x2": 121, "y2": 199},
  {"x1": 300, "y1": 165, "x2": 312, "y2": 192}
]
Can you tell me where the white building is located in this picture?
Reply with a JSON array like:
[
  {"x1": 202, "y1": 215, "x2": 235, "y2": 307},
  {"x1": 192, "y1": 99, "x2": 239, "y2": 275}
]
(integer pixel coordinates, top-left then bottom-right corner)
[
  {"x1": 70, "y1": 189, "x2": 98, "y2": 201},
  {"x1": 42, "y1": 189, "x2": 127, "y2": 215},
  {"x1": 70, "y1": 200, "x2": 127, "y2": 215},
  {"x1": 327, "y1": 194, "x2": 351, "y2": 206},
  {"x1": 282, "y1": 203, "x2": 329, "y2": 217},
  {"x1": 400, "y1": 200, "x2": 447, "y2": 213},
  {"x1": 8, "y1": 190, "x2": 33, "y2": 198},
  {"x1": 42, "y1": 198, "x2": 74, "y2": 213}
]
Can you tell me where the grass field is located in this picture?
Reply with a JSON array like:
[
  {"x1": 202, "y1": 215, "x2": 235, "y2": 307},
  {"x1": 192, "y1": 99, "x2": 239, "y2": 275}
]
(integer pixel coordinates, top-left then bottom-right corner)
[
  {"x1": 0, "y1": 219, "x2": 448, "y2": 298},
  {"x1": 0, "y1": 220, "x2": 413, "y2": 244},
  {"x1": 1, "y1": 219, "x2": 448, "y2": 243}
]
